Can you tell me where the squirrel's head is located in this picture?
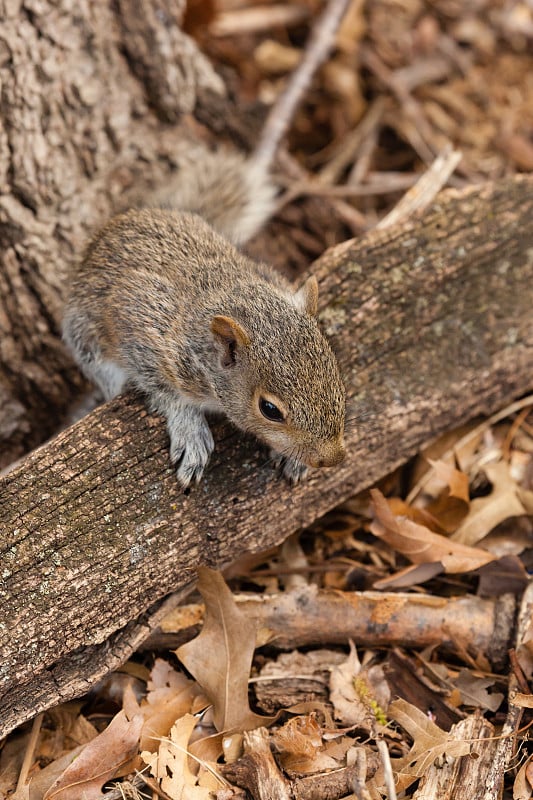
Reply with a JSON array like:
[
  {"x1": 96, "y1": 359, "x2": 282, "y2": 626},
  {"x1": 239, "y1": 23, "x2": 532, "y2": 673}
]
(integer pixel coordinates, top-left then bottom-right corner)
[{"x1": 209, "y1": 275, "x2": 346, "y2": 471}]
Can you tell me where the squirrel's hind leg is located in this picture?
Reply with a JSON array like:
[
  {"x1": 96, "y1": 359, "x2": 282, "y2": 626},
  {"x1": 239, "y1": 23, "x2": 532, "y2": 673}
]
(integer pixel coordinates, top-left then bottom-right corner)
[
  {"x1": 150, "y1": 391, "x2": 215, "y2": 488},
  {"x1": 62, "y1": 311, "x2": 128, "y2": 400},
  {"x1": 89, "y1": 360, "x2": 128, "y2": 400}
]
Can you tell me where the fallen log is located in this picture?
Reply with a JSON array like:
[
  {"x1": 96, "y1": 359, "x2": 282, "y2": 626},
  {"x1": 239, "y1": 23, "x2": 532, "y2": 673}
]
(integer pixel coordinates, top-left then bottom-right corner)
[{"x1": 1, "y1": 175, "x2": 532, "y2": 737}]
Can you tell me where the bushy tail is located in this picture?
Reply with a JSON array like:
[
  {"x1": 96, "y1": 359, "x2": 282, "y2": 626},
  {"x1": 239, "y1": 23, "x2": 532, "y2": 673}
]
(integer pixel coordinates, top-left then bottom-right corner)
[{"x1": 150, "y1": 145, "x2": 277, "y2": 247}]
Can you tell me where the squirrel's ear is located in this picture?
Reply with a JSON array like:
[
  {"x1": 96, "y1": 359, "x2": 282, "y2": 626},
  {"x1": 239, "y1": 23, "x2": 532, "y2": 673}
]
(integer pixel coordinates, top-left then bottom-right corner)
[
  {"x1": 211, "y1": 315, "x2": 250, "y2": 367},
  {"x1": 293, "y1": 275, "x2": 319, "y2": 316}
]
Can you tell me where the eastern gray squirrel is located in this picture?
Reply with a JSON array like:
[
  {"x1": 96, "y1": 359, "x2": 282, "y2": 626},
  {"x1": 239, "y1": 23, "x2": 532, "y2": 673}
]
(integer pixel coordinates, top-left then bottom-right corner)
[{"x1": 63, "y1": 146, "x2": 346, "y2": 487}]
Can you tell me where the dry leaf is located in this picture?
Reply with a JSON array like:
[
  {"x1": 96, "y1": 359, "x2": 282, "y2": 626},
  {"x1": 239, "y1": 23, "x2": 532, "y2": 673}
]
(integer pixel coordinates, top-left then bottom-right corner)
[
  {"x1": 389, "y1": 698, "x2": 471, "y2": 791},
  {"x1": 476, "y1": 554, "x2": 529, "y2": 597},
  {"x1": 373, "y1": 561, "x2": 443, "y2": 589},
  {"x1": 11, "y1": 746, "x2": 85, "y2": 800},
  {"x1": 0, "y1": 734, "x2": 29, "y2": 797},
  {"x1": 141, "y1": 659, "x2": 200, "y2": 753},
  {"x1": 141, "y1": 714, "x2": 213, "y2": 800},
  {"x1": 476, "y1": 517, "x2": 533, "y2": 558},
  {"x1": 423, "y1": 459, "x2": 470, "y2": 532},
  {"x1": 121, "y1": 660, "x2": 201, "y2": 755},
  {"x1": 189, "y1": 732, "x2": 225, "y2": 764},
  {"x1": 176, "y1": 567, "x2": 274, "y2": 732},
  {"x1": 454, "y1": 669, "x2": 504, "y2": 712},
  {"x1": 453, "y1": 462, "x2": 529, "y2": 545},
  {"x1": 513, "y1": 753, "x2": 533, "y2": 800},
  {"x1": 387, "y1": 497, "x2": 444, "y2": 532},
  {"x1": 273, "y1": 715, "x2": 339, "y2": 774},
  {"x1": 149, "y1": 658, "x2": 193, "y2": 693},
  {"x1": 45, "y1": 707, "x2": 98, "y2": 754},
  {"x1": 140, "y1": 683, "x2": 199, "y2": 754},
  {"x1": 427, "y1": 458, "x2": 470, "y2": 503},
  {"x1": 518, "y1": 486, "x2": 533, "y2": 514},
  {"x1": 370, "y1": 489, "x2": 495, "y2": 573},
  {"x1": 329, "y1": 642, "x2": 389, "y2": 731},
  {"x1": 43, "y1": 710, "x2": 143, "y2": 800},
  {"x1": 511, "y1": 692, "x2": 533, "y2": 709}
]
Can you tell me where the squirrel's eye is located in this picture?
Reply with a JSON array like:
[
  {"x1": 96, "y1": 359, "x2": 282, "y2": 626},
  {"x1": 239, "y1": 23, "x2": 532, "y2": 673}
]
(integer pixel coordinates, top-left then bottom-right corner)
[{"x1": 259, "y1": 397, "x2": 285, "y2": 423}]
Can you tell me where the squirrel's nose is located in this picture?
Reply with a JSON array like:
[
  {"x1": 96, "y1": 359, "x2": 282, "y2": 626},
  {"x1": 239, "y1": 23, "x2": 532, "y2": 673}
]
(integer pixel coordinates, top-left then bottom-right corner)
[{"x1": 309, "y1": 440, "x2": 346, "y2": 468}]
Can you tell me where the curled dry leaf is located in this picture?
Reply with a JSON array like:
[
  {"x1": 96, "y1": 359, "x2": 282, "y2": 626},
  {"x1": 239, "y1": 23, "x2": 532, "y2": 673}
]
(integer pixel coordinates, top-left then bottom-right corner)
[
  {"x1": 141, "y1": 713, "x2": 214, "y2": 800},
  {"x1": 513, "y1": 753, "x2": 533, "y2": 800},
  {"x1": 454, "y1": 669, "x2": 504, "y2": 712},
  {"x1": 427, "y1": 458, "x2": 470, "y2": 503},
  {"x1": 176, "y1": 567, "x2": 275, "y2": 733},
  {"x1": 273, "y1": 714, "x2": 345, "y2": 774},
  {"x1": 370, "y1": 489, "x2": 495, "y2": 573},
  {"x1": 42, "y1": 710, "x2": 143, "y2": 800},
  {"x1": 329, "y1": 641, "x2": 389, "y2": 732},
  {"x1": 453, "y1": 462, "x2": 531, "y2": 546}
]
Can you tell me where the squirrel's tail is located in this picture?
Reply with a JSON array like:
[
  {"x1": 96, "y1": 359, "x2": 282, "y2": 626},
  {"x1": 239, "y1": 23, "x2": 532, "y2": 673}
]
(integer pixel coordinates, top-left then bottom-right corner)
[{"x1": 150, "y1": 145, "x2": 277, "y2": 247}]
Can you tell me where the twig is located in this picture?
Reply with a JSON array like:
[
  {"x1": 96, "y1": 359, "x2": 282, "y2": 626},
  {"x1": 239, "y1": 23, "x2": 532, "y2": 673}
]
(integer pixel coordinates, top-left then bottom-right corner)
[
  {"x1": 146, "y1": 587, "x2": 514, "y2": 660},
  {"x1": 283, "y1": 172, "x2": 420, "y2": 202},
  {"x1": 376, "y1": 739, "x2": 397, "y2": 800},
  {"x1": 15, "y1": 712, "x2": 43, "y2": 791},
  {"x1": 318, "y1": 96, "x2": 388, "y2": 184},
  {"x1": 330, "y1": 199, "x2": 369, "y2": 234},
  {"x1": 347, "y1": 122, "x2": 379, "y2": 185},
  {"x1": 252, "y1": 0, "x2": 352, "y2": 173},
  {"x1": 360, "y1": 46, "x2": 436, "y2": 163},
  {"x1": 209, "y1": 5, "x2": 309, "y2": 37},
  {"x1": 509, "y1": 648, "x2": 531, "y2": 695},
  {"x1": 274, "y1": 149, "x2": 368, "y2": 233},
  {"x1": 376, "y1": 144, "x2": 462, "y2": 229}
]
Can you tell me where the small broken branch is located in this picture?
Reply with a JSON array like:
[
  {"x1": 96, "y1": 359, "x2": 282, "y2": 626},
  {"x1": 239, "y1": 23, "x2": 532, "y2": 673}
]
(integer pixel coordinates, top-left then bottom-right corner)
[
  {"x1": 483, "y1": 580, "x2": 533, "y2": 799},
  {"x1": 221, "y1": 731, "x2": 378, "y2": 800},
  {"x1": 253, "y1": 0, "x2": 351, "y2": 172},
  {"x1": 376, "y1": 145, "x2": 463, "y2": 229},
  {"x1": 221, "y1": 728, "x2": 291, "y2": 800},
  {"x1": 148, "y1": 587, "x2": 516, "y2": 668}
]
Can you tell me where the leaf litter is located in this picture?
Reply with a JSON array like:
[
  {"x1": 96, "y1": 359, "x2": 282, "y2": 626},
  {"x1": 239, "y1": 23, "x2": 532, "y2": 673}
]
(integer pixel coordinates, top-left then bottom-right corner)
[{"x1": 5, "y1": 396, "x2": 533, "y2": 799}]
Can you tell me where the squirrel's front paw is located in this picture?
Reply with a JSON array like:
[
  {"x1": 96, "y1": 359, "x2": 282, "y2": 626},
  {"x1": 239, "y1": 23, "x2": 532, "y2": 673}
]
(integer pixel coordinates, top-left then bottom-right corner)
[
  {"x1": 168, "y1": 417, "x2": 215, "y2": 488},
  {"x1": 270, "y1": 450, "x2": 308, "y2": 484},
  {"x1": 282, "y1": 458, "x2": 309, "y2": 484}
]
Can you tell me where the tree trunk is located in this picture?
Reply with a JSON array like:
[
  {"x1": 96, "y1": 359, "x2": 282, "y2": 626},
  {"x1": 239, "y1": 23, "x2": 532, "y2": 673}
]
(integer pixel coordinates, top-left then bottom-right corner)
[
  {"x1": 0, "y1": 0, "x2": 224, "y2": 466},
  {"x1": 1, "y1": 175, "x2": 532, "y2": 737}
]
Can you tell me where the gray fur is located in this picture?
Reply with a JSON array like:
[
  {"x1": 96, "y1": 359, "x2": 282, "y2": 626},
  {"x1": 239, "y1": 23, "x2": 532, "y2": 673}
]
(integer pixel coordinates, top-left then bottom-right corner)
[{"x1": 63, "y1": 167, "x2": 345, "y2": 487}]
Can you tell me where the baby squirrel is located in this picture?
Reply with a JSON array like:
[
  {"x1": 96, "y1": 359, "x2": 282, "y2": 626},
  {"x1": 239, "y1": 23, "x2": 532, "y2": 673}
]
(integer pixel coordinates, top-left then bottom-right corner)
[{"x1": 63, "y1": 147, "x2": 346, "y2": 487}]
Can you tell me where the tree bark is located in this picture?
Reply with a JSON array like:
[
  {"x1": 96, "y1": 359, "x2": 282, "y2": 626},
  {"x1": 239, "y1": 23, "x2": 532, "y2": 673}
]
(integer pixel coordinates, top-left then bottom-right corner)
[
  {"x1": 1, "y1": 175, "x2": 533, "y2": 737},
  {"x1": 0, "y1": 0, "x2": 224, "y2": 466}
]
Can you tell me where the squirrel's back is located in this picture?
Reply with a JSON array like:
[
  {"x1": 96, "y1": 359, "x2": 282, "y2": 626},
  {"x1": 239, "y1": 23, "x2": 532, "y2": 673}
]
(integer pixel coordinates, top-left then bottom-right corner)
[{"x1": 76, "y1": 208, "x2": 290, "y2": 300}]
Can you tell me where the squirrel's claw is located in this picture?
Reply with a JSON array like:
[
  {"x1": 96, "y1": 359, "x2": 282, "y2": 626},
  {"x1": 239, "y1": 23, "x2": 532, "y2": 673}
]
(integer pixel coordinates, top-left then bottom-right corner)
[
  {"x1": 270, "y1": 450, "x2": 308, "y2": 484},
  {"x1": 167, "y1": 408, "x2": 215, "y2": 489},
  {"x1": 282, "y1": 458, "x2": 309, "y2": 484}
]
